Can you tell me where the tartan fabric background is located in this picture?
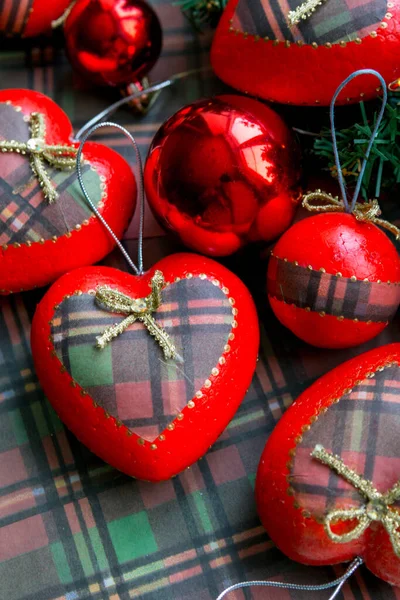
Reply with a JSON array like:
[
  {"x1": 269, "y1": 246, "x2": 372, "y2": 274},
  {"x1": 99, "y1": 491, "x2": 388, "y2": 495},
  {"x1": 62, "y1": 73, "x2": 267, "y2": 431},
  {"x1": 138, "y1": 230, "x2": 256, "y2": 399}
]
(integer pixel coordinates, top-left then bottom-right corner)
[
  {"x1": 0, "y1": 102, "x2": 101, "y2": 245},
  {"x1": 231, "y1": 0, "x2": 386, "y2": 45},
  {"x1": 0, "y1": 0, "x2": 34, "y2": 36},
  {"x1": 267, "y1": 255, "x2": 400, "y2": 323},
  {"x1": 51, "y1": 278, "x2": 233, "y2": 441},
  {"x1": 2, "y1": 1, "x2": 400, "y2": 598},
  {"x1": 291, "y1": 364, "x2": 400, "y2": 517}
]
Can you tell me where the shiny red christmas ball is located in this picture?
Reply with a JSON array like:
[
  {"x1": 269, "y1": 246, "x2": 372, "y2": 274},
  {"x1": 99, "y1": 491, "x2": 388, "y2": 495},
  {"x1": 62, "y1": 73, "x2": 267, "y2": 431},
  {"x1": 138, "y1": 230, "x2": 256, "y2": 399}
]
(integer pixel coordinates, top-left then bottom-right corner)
[
  {"x1": 64, "y1": 0, "x2": 162, "y2": 87},
  {"x1": 144, "y1": 95, "x2": 301, "y2": 256},
  {"x1": 267, "y1": 211, "x2": 400, "y2": 348}
]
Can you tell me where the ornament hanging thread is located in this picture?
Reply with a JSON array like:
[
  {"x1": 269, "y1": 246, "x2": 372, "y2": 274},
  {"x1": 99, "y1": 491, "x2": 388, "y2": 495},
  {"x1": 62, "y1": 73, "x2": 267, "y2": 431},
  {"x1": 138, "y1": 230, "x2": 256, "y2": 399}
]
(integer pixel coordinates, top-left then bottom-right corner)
[
  {"x1": 31, "y1": 119, "x2": 259, "y2": 482},
  {"x1": 267, "y1": 69, "x2": 400, "y2": 349}
]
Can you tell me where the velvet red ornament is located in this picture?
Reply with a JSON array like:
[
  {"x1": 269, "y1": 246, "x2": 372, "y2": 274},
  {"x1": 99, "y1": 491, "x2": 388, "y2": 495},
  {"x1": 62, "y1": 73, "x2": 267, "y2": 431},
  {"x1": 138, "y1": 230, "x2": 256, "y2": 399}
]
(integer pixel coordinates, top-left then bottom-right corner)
[
  {"x1": 64, "y1": 0, "x2": 162, "y2": 87},
  {"x1": 0, "y1": 0, "x2": 71, "y2": 38},
  {"x1": 0, "y1": 89, "x2": 136, "y2": 293},
  {"x1": 144, "y1": 95, "x2": 301, "y2": 257},
  {"x1": 256, "y1": 343, "x2": 400, "y2": 587},
  {"x1": 267, "y1": 204, "x2": 400, "y2": 348},
  {"x1": 267, "y1": 206, "x2": 400, "y2": 349},
  {"x1": 31, "y1": 253, "x2": 259, "y2": 481},
  {"x1": 211, "y1": 0, "x2": 400, "y2": 105}
]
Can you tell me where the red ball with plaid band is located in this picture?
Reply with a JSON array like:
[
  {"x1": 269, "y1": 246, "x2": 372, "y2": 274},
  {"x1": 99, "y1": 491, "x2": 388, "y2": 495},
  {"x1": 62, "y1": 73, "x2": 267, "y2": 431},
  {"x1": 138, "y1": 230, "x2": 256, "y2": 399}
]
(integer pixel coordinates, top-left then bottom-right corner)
[
  {"x1": 267, "y1": 212, "x2": 400, "y2": 348},
  {"x1": 0, "y1": 89, "x2": 136, "y2": 293},
  {"x1": 256, "y1": 343, "x2": 400, "y2": 587},
  {"x1": 31, "y1": 253, "x2": 259, "y2": 481}
]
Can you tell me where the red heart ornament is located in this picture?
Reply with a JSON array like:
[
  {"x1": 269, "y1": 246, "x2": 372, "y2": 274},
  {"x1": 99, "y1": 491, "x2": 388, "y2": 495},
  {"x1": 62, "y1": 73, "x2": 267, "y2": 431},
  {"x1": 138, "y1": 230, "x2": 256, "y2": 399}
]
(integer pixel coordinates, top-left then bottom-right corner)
[
  {"x1": 256, "y1": 343, "x2": 400, "y2": 586},
  {"x1": 31, "y1": 253, "x2": 259, "y2": 481},
  {"x1": 0, "y1": 89, "x2": 136, "y2": 293},
  {"x1": 211, "y1": 0, "x2": 400, "y2": 105}
]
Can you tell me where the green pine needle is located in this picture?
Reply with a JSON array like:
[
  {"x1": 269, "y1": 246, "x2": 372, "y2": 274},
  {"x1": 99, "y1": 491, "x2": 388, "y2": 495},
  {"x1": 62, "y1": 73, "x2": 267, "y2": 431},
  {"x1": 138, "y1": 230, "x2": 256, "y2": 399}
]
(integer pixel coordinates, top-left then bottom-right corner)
[
  {"x1": 174, "y1": 0, "x2": 228, "y2": 29},
  {"x1": 313, "y1": 93, "x2": 400, "y2": 199}
]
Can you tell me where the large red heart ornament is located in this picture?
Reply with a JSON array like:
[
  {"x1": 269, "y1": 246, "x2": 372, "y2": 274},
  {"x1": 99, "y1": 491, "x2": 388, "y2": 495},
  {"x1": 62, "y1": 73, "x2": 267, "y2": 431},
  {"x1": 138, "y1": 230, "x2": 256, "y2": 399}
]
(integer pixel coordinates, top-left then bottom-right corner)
[
  {"x1": 31, "y1": 253, "x2": 259, "y2": 481},
  {"x1": 256, "y1": 343, "x2": 400, "y2": 586},
  {"x1": 211, "y1": 0, "x2": 400, "y2": 105},
  {"x1": 0, "y1": 89, "x2": 136, "y2": 293}
]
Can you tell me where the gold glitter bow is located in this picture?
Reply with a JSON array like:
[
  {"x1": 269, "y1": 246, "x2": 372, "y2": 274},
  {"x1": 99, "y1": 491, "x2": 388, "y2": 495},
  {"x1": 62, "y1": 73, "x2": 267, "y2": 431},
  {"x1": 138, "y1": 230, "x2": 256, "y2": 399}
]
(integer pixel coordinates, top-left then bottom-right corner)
[
  {"x1": 302, "y1": 190, "x2": 400, "y2": 239},
  {"x1": 95, "y1": 270, "x2": 182, "y2": 362},
  {"x1": 288, "y1": 0, "x2": 328, "y2": 26},
  {"x1": 0, "y1": 111, "x2": 78, "y2": 203},
  {"x1": 312, "y1": 445, "x2": 400, "y2": 556}
]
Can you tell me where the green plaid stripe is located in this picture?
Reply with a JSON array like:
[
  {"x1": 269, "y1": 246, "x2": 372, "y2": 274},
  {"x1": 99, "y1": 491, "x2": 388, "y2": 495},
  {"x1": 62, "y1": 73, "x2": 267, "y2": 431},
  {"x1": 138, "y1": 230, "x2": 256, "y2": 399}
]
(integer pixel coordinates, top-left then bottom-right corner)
[
  {"x1": 0, "y1": 103, "x2": 102, "y2": 245},
  {"x1": 51, "y1": 278, "x2": 233, "y2": 441},
  {"x1": 291, "y1": 364, "x2": 400, "y2": 517},
  {"x1": 1, "y1": 0, "x2": 400, "y2": 597},
  {"x1": 232, "y1": 0, "x2": 387, "y2": 45}
]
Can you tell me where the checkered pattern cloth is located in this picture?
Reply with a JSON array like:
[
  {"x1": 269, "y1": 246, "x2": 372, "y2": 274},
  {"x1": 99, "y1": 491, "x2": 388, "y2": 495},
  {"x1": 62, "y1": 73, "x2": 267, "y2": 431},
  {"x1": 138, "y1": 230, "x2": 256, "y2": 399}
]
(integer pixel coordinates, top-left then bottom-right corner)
[
  {"x1": 0, "y1": 103, "x2": 101, "y2": 246},
  {"x1": 0, "y1": 0, "x2": 34, "y2": 37},
  {"x1": 291, "y1": 364, "x2": 400, "y2": 517},
  {"x1": 51, "y1": 278, "x2": 233, "y2": 441},
  {"x1": 2, "y1": 1, "x2": 400, "y2": 598},
  {"x1": 231, "y1": 0, "x2": 386, "y2": 45},
  {"x1": 267, "y1": 255, "x2": 400, "y2": 322}
]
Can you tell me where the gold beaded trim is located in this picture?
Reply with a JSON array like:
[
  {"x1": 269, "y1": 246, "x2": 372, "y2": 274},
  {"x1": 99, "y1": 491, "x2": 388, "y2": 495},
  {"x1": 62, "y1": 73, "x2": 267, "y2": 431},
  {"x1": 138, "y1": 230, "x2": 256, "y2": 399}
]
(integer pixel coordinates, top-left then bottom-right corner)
[
  {"x1": 228, "y1": 9, "x2": 392, "y2": 49},
  {"x1": 285, "y1": 361, "x2": 399, "y2": 521},
  {"x1": 0, "y1": 101, "x2": 104, "y2": 252},
  {"x1": 48, "y1": 274, "x2": 237, "y2": 448}
]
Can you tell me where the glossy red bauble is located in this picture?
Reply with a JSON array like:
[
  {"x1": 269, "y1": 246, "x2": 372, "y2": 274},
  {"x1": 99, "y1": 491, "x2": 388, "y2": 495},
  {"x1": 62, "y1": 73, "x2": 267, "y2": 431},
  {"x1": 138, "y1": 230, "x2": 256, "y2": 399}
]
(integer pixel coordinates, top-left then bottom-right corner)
[
  {"x1": 256, "y1": 344, "x2": 400, "y2": 586},
  {"x1": 211, "y1": 0, "x2": 400, "y2": 105},
  {"x1": 64, "y1": 0, "x2": 163, "y2": 87},
  {"x1": 0, "y1": 0, "x2": 71, "y2": 38},
  {"x1": 267, "y1": 212, "x2": 400, "y2": 348},
  {"x1": 144, "y1": 95, "x2": 301, "y2": 256},
  {"x1": 31, "y1": 253, "x2": 259, "y2": 481},
  {"x1": 0, "y1": 89, "x2": 136, "y2": 293}
]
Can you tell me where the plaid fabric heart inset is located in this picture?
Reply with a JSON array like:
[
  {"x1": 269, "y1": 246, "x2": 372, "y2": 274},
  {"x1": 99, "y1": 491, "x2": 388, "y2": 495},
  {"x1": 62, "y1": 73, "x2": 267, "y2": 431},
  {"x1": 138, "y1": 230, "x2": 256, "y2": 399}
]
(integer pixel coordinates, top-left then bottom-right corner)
[
  {"x1": 290, "y1": 364, "x2": 400, "y2": 518},
  {"x1": 231, "y1": 0, "x2": 387, "y2": 45},
  {"x1": 0, "y1": 102, "x2": 101, "y2": 246},
  {"x1": 51, "y1": 277, "x2": 234, "y2": 441}
]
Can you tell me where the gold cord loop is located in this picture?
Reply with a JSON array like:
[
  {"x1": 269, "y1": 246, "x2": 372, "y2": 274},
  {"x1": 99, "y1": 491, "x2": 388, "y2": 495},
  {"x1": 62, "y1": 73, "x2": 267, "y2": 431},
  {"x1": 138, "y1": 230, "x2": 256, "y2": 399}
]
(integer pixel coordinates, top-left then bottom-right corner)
[
  {"x1": 302, "y1": 190, "x2": 400, "y2": 239},
  {"x1": 0, "y1": 112, "x2": 78, "y2": 203},
  {"x1": 95, "y1": 271, "x2": 182, "y2": 362},
  {"x1": 312, "y1": 445, "x2": 400, "y2": 556}
]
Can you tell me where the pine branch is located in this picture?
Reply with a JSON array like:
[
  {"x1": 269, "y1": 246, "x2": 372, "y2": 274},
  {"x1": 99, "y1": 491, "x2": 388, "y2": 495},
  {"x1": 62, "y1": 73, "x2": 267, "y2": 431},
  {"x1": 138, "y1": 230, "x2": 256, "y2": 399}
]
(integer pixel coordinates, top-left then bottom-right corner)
[
  {"x1": 313, "y1": 93, "x2": 400, "y2": 199},
  {"x1": 174, "y1": 0, "x2": 228, "y2": 29}
]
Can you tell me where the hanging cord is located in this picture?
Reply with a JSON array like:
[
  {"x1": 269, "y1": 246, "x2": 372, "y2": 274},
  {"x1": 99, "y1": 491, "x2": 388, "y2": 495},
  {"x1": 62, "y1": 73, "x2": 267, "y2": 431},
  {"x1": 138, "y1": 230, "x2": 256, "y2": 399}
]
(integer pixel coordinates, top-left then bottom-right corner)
[
  {"x1": 330, "y1": 69, "x2": 387, "y2": 214},
  {"x1": 76, "y1": 122, "x2": 145, "y2": 275},
  {"x1": 216, "y1": 556, "x2": 363, "y2": 600},
  {"x1": 75, "y1": 67, "x2": 211, "y2": 141}
]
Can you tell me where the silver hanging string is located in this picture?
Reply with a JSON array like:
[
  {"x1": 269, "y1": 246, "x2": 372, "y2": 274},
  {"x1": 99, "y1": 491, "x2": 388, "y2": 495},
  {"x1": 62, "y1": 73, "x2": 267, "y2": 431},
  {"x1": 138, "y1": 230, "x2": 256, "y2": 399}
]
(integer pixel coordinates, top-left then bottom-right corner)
[
  {"x1": 216, "y1": 556, "x2": 363, "y2": 600},
  {"x1": 76, "y1": 122, "x2": 145, "y2": 275},
  {"x1": 74, "y1": 67, "x2": 211, "y2": 141},
  {"x1": 330, "y1": 69, "x2": 387, "y2": 213}
]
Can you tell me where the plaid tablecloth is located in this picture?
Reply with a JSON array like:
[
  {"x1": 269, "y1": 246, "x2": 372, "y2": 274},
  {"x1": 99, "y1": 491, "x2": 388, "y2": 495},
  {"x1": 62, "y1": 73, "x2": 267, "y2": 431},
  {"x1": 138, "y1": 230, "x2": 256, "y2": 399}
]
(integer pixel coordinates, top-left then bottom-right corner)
[{"x1": 1, "y1": 2, "x2": 400, "y2": 598}]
